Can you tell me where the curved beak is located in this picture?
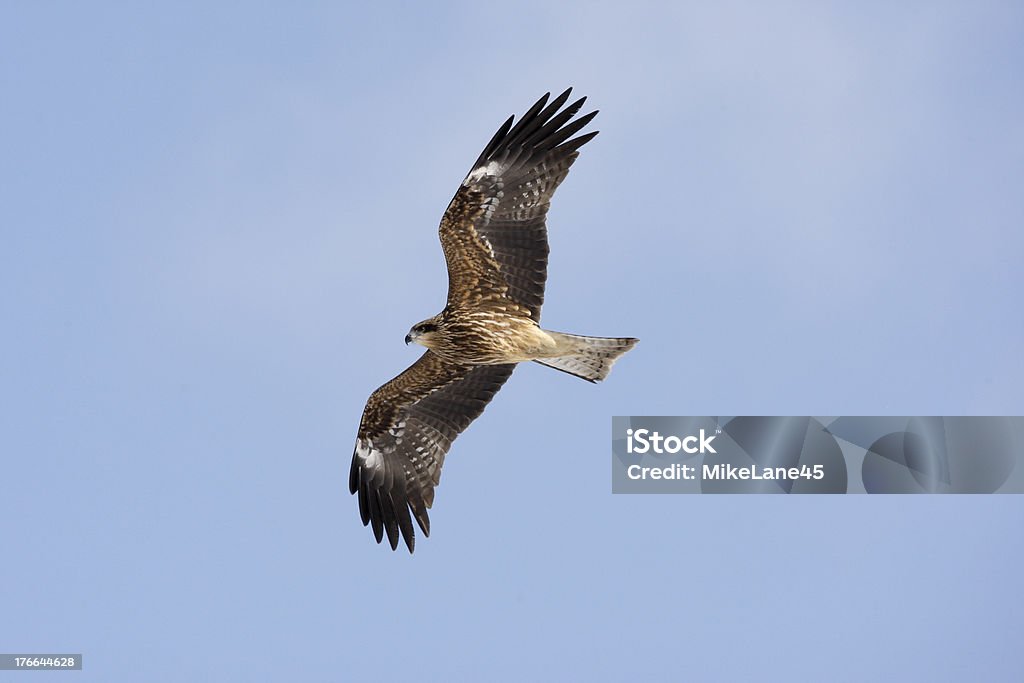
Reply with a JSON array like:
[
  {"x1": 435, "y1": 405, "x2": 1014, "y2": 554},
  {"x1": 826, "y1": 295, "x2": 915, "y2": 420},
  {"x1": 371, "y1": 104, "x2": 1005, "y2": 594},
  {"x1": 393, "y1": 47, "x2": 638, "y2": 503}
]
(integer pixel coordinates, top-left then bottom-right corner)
[{"x1": 404, "y1": 333, "x2": 412, "y2": 345}]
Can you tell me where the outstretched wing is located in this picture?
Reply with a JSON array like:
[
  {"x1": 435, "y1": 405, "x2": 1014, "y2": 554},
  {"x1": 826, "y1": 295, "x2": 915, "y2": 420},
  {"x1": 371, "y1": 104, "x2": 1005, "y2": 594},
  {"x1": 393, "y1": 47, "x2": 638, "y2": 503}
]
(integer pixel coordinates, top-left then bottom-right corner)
[
  {"x1": 350, "y1": 351, "x2": 515, "y2": 552},
  {"x1": 440, "y1": 88, "x2": 599, "y2": 321}
]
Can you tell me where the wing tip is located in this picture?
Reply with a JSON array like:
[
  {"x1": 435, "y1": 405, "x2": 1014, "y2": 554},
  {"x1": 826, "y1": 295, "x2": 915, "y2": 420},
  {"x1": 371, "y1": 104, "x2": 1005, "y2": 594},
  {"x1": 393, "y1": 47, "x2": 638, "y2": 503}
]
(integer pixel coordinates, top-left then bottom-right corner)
[
  {"x1": 351, "y1": 454, "x2": 421, "y2": 553},
  {"x1": 472, "y1": 87, "x2": 599, "y2": 171}
]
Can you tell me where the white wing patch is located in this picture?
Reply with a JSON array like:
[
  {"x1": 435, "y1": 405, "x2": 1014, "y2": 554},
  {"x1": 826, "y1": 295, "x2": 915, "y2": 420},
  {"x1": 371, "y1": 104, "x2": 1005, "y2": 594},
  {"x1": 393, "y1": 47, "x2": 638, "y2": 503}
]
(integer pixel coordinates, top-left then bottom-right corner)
[
  {"x1": 464, "y1": 160, "x2": 504, "y2": 185},
  {"x1": 355, "y1": 438, "x2": 384, "y2": 471}
]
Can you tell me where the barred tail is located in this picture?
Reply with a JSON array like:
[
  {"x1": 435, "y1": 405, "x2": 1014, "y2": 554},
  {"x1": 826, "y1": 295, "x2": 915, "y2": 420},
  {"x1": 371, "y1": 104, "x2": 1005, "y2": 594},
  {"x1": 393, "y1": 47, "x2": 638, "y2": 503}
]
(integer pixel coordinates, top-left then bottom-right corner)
[{"x1": 534, "y1": 332, "x2": 638, "y2": 383}]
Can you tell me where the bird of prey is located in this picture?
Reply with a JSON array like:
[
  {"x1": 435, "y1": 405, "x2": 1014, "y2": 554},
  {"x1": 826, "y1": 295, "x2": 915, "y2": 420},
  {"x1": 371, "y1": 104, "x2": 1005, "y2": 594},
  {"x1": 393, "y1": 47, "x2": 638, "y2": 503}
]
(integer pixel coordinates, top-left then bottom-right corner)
[{"x1": 350, "y1": 88, "x2": 637, "y2": 552}]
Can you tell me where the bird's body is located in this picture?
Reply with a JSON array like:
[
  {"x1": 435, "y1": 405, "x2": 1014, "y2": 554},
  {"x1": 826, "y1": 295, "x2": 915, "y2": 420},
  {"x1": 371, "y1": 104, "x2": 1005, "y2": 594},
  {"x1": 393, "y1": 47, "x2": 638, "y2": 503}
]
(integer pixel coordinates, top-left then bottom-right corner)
[
  {"x1": 350, "y1": 89, "x2": 637, "y2": 552},
  {"x1": 414, "y1": 310, "x2": 557, "y2": 365}
]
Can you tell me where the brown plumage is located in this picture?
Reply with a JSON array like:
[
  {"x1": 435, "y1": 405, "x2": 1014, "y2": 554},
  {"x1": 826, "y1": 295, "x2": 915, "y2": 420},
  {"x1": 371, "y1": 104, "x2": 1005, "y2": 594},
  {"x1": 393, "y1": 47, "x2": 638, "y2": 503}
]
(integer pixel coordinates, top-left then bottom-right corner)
[{"x1": 350, "y1": 88, "x2": 638, "y2": 552}]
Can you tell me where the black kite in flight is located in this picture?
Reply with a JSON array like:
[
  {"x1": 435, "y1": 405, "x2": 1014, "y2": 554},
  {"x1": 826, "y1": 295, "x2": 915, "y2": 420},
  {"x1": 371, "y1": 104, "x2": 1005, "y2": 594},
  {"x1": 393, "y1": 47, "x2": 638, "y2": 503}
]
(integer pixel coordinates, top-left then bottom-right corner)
[{"x1": 350, "y1": 89, "x2": 637, "y2": 552}]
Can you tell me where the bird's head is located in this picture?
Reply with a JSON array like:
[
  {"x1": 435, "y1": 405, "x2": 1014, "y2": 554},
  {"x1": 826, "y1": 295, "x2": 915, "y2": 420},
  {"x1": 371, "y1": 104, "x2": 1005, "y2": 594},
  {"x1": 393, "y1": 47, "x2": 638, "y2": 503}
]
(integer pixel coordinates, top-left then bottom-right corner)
[{"x1": 405, "y1": 319, "x2": 440, "y2": 349}]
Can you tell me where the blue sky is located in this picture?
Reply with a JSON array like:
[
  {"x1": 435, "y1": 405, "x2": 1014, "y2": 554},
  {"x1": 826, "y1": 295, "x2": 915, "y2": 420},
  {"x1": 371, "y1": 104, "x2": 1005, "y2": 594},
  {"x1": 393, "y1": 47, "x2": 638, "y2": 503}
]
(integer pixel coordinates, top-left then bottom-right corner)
[{"x1": 2, "y1": 2, "x2": 1022, "y2": 681}]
